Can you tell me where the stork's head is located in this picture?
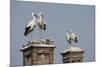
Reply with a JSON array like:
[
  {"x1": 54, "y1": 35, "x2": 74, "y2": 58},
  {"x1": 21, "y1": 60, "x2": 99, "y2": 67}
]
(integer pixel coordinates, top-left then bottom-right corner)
[
  {"x1": 32, "y1": 12, "x2": 38, "y2": 17},
  {"x1": 39, "y1": 12, "x2": 44, "y2": 17}
]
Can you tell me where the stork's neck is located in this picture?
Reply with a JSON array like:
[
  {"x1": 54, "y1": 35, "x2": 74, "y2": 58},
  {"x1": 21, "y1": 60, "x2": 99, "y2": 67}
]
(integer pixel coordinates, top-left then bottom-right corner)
[
  {"x1": 39, "y1": 15, "x2": 41, "y2": 19},
  {"x1": 41, "y1": 15, "x2": 44, "y2": 19},
  {"x1": 32, "y1": 16, "x2": 36, "y2": 20},
  {"x1": 39, "y1": 14, "x2": 44, "y2": 19},
  {"x1": 66, "y1": 31, "x2": 72, "y2": 36}
]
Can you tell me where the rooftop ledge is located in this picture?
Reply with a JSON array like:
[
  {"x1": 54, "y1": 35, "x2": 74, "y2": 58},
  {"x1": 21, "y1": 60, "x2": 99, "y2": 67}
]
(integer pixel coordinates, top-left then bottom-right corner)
[
  {"x1": 61, "y1": 47, "x2": 85, "y2": 54},
  {"x1": 20, "y1": 39, "x2": 56, "y2": 51}
]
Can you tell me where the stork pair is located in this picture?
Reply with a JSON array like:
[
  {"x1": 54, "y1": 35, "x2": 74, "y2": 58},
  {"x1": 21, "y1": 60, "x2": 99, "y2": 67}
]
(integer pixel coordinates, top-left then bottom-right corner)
[
  {"x1": 24, "y1": 12, "x2": 78, "y2": 45},
  {"x1": 24, "y1": 12, "x2": 46, "y2": 39},
  {"x1": 65, "y1": 30, "x2": 78, "y2": 44}
]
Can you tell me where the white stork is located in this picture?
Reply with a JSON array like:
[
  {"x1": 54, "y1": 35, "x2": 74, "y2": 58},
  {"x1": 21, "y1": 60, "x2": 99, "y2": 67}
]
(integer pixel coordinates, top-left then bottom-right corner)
[
  {"x1": 65, "y1": 30, "x2": 72, "y2": 44},
  {"x1": 37, "y1": 12, "x2": 46, "y2": 31},
  {"x1": 24, "y1": 12, "x2": 38, "y2": 37},
  {"x1": 70, "y1": 30, "x2": 78, "y2": 43}
]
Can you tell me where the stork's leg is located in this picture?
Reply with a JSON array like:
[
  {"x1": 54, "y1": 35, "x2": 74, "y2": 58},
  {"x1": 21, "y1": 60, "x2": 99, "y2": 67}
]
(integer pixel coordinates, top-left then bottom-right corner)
[
  {"x1": 41, "y1": 30, "x2": 43, "y2": 39},
  {"x1": 39, "y1": 29, "x2": 41, "y2": 39},
  {"x1": 75, "y1": 37, "x2": 78, "y2": 43},
  {"x1": 40, "y1": 29, "x2": 44, "y2": 39},
  {"x1": 27, "y1": 34, "x2": 30, "y2": 43},
  {"x1": 30, "y1": 32, "x2": 33, "y2": 41},
  {"x1": 38, "y1": 29, "x2": 40, "y2": 39},
  {"x1": 28, "y1": 32, "x2": 32, "y2": 41}
]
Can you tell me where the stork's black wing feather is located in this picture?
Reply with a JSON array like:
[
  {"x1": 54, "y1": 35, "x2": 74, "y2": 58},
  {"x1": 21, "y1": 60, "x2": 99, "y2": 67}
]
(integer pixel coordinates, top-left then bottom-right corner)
[
  {"x1": 74, "y1": 37, "x2": 78, "y2": 43},
  {"x1": 24, "y1": 26, "x2": 31, "y2": 36},
  {"x1": 43, "y1": 24, "x2": 46, "y2": 31}
]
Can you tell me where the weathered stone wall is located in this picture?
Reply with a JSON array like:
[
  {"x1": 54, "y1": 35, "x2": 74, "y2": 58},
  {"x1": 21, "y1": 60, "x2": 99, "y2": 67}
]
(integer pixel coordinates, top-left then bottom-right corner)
[
  {"x1": 62, "y1": 52, "x2": 84, "y2": 63},
  {"x1": 32, "y1": 47, "x2": 54, "y2": 65},
  {"x1": 20, "y1": 39, "x2": 55, "y2": 66}
]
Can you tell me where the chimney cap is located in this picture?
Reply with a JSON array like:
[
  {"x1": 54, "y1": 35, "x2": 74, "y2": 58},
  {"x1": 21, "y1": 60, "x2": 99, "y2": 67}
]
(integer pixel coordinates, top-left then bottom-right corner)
[{"x1": 61, "y1": 47, "x2": 84, "y2": 54}]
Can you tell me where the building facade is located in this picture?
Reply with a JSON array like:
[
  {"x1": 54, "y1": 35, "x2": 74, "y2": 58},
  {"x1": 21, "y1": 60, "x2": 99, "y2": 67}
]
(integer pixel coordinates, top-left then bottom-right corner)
[
  {"x1": 20, "y1": 39, "x2": 56, "y2": 66},
  {"x1": 61, "y1": 47, "x2": 85, "y2": 63}
]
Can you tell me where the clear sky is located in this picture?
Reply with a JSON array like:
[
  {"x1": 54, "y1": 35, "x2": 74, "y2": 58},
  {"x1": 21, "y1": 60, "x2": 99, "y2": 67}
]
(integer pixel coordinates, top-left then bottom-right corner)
[{"x1": 10, "y1": 0, "x2": 95, "y2": 66}]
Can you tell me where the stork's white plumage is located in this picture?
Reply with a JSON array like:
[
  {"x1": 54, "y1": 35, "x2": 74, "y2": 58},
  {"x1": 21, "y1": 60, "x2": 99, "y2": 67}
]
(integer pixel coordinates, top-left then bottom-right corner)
[
  {"x1": 70, "y1": 30, "x2": 78, "y2": 43},
  {"x1": 65, "y1": 30, "x2": 72, "y2": 44},
  {"x1": 37, "y1": 12, "x2": 46, "y2": 31},
  {"x1": 65, "y1": 30, "x2": 78, "y2": 44},
  {"x1": 24, "y1": 12, "x2": 37, "y2": 36}
]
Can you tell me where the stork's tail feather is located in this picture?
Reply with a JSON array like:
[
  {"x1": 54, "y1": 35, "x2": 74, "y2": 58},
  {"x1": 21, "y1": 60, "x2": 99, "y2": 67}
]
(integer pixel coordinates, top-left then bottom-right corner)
[
  {"x1": 24, "y1": 30, "x2": 28, "y2": 36},
  {"x1": 43, "y1": 24, "x2": 46, "y2": 30},
  {"x1": 24, "y1": 26, "x2": 31, "y2": 36},
  {"x1": 75, "y1": 37, "x2": 78, "y2": 43},
  {"x1": 67, "y1": 38, "x2": 72, "y2": 44}
]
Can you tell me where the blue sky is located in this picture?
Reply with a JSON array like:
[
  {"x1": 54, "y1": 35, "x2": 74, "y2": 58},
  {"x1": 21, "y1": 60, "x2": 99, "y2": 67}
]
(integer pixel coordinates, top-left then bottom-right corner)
[{"x1": 10, "y1": 0, "x2": 95, "y2": 66}]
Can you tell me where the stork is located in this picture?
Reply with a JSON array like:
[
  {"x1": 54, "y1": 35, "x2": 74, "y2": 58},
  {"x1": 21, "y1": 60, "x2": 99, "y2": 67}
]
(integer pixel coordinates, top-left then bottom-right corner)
[
  {"x1": 24, "y1": 12, "x2": 38, "y2": 39},
  {"x1": 37, "y1": 12, "x2": 46, "y2": 31},
  {"x1": 70, "y1": 30, "x2": 78, "y2": 43},
  {"x1": 65, "y1": 30, "x2": 72, "y2": 44},
  {"x1": 36, "y1": 12, "x2": 46, "y2": 39},
  {"x1": 65, "y1": 29, "x2": 78, "y2": 44}
]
